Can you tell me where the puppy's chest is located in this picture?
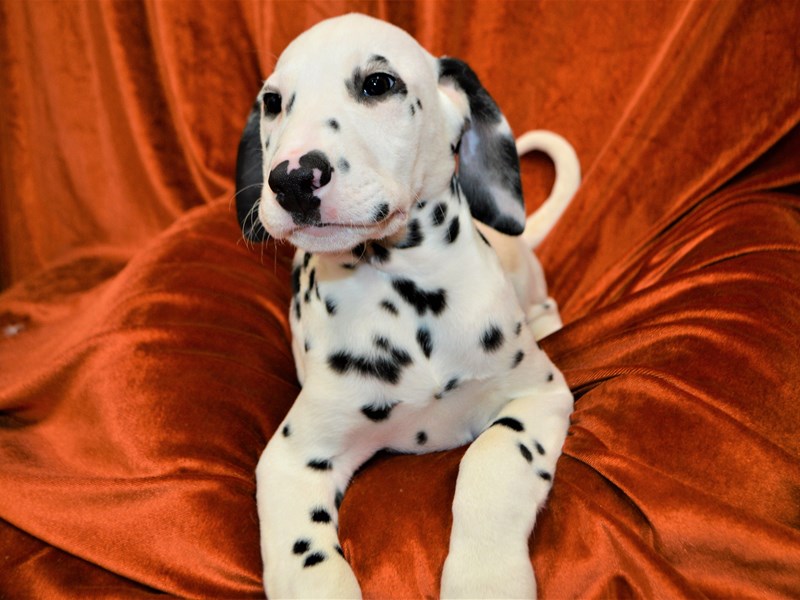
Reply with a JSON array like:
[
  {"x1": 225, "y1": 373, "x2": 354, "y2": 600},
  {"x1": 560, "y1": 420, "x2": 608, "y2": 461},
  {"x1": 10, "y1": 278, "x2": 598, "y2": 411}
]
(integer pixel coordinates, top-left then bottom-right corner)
[{"x1": 288, "y1": 251, "x2": 547, "y2": 442}]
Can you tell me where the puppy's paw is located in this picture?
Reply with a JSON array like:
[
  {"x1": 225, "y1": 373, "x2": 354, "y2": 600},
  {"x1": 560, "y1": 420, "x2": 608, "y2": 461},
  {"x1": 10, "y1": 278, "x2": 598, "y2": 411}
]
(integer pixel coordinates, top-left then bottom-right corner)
[
  {"x1": 440, "y1": 546, "x2": 536, "y2": 599},
  {"x1": 264, "y1": 544, "x2": 362, "y2": 599}
]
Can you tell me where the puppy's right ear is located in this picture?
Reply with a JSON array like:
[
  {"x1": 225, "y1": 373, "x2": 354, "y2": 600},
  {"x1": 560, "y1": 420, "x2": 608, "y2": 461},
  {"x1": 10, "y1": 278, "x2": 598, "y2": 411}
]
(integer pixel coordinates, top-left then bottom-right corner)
[{"x1": 235, "y1": 98, "x2": 267, "y2": 242}]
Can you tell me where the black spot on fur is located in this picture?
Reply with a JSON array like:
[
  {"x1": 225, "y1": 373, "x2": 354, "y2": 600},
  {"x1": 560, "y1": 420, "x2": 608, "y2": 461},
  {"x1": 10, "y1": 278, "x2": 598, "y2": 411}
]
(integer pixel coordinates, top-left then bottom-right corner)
[
  {"x1": 547, "y1": 372, "x2": 555, "y2": 382},
  {"x1": 308, "y1": 459, "x2": 333, "y2": 471},
  {"x1": 292, "y1": 266, "x2": 301, "y2": 295},
  {"x1": 432, "y1": 202, "x2": 448, "y2": 226},
  {"x1": 338, "y1": 158, "x2": 350, "y2": 172},
  {"x1": 286, "y1": 93, "x2": 296, "y2": 115},
  {"x1": 391, "y1": 279, "x2": 447, "y2": 316},
  {"x1": 416, "y1": 200, "x2": 428, "y2": 210},
  {"x1": 380, "y1": 299, "x2": 399, "y2": 315},
  {"x1": 410, "y1": 103, "x2": 416, "y2": 117},
  {"x1": 304, "y1": 552, "x2": 326, "y2": 568},
  {"x1": 335, "y1": 545, "x2": 344, "y2": 558},
  {"x1": 416, "y1": 431, "x2": 428, "y2": 445},
  {"x1": 294, "y1": 298, "x2": 301, "y2": 320},
  {"x1": 416, "y1": 98, "x2": 423, "y2": 110},
  {"x1": 538, "y1": 471, "x2": 553, "y2": 482},
  {"x1": 373, "y1": 202, "x2": 391, "y2": 222},
  {"x1": 303, "y1": 289, "x2": 311, "y2": 303},
  {"x1": 535, "y1": 441, "x2": 546, "y2": 455},
  {"x1": 293, "y1": 539, "x2": 310, "y2": 555},
  {"x1": 282, "y1": 424, "x2": 291, "y2": 437},
  {"x1": 352, "y1": 243, "x2": 366, "y2": 258},
  {"x1": 519, "y1": 443, "x2": 533, "y2": 463},
  {"x1": 371, "y1": 243, "x2": 390, "y2": 263},
  {"x1": 328, "y1": 118, "x2": 340, "y2": 131},
  {"x1": 512, "y1": 350, "x2": 525, "y2": 368},
  {"x1": 307, "y1": 268, "x2": 316, "y2": 291},
  {"x1": 436, "y1": 377, "x2": 459, "y2": 399},
  {"x1": 327, "y1": 351, "x2": 406, "y2": 384},
  {"x1": 335, "y1": 490, "x2": 344, "y2": 510},
  {"x1": 361, "y1": 400, "x2": 399, "y2": 422},
  {"x1": 417, "y1": 327, "x2": 432, "y2": 358},
  {"x1": 304, "y1": 338, "x2": 311, "y2": 352},
  {"x1": 395, "y1": 219, "x2": 424, "y2": 249},
  {"x1": 311, "y1": 508, "x2": 332, "y2": 523},
  {"x1": 514, "y1": 321, "x2": 523, "y2": 336},
  {"x1": 491, "y1": 417, "x2": 524, "y2": 432},
  {"x1": 481, "y1": 325, "x2": 504, "y2": 352},
  {"x1": 325, "y1": 297, "x2": 337, "y2": 315},
  {"x1": 303, "y1": 252, "x2": 312, "y2": 269},
  {"x1": 445, "y1": 216, "x2": 460, "y2": 243}
]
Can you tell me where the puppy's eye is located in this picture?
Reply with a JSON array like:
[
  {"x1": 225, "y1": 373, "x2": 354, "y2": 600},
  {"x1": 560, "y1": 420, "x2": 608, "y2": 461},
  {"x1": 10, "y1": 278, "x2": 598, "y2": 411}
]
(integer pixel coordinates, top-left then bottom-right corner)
[
  {"x1": 263, "y1": 92, "x2": 282, "y2": 115},
  {"x1": 362, "y1": 73, "x2": 396, "y2": 97}
]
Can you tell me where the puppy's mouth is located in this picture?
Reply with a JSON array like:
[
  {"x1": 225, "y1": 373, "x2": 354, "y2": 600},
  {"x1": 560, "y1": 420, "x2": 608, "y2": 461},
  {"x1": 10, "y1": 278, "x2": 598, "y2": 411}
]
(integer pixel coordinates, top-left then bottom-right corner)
[{"x1": 287, "y1": 209, "x2": 407, "y2": 254}]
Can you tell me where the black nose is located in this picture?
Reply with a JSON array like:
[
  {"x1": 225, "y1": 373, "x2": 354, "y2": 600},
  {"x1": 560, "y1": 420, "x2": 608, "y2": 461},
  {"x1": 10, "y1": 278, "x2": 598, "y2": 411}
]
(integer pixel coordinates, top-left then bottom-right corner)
[{"x1": 268, "y1": 150, "x2": 333, "y2": 224}]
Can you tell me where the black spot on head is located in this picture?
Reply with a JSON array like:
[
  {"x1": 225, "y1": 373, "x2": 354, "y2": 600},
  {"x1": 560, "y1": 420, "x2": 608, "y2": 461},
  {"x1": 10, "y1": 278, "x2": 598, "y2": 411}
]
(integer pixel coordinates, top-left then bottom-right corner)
[
  {"x1": 410, "y1": 103, "x2": 416, "y2": 117},
  {"x1": 491, "y1": 417, "x2": 524, "y2": 432},
  {"x1": 304, "y1": 552, "x2": 326, "y2": 568},
  {"x1": 547, "y1": 372, "x2": 555, "y2": 382},
  {"x1": 308, "y1": 268, "x2": 316, "y2": 291},
  {"x1": 328, "y1": 118, "x2": 340, "y2": 131},
  {"x1": 445, "y1": 377, "x2": 459, "y2": 392},
  {"x1": 286, "y1": 93, "x2": 296, "y2": 115},
  {"x1": 338, "y1": 158, "x2": 350, "y2": 172},
  {"x1": 519, "y1": 443, "x2": 533, "y2": 463},
  {"x1": 373, "y1": 202, "x2": 391, "y2": 222},
  {"x1": 311, "y1": 507, "x2": 332, "y2": 523},
  {"x1": 293, "y1": 539, "x2": 310, "y2": 555},
  {"x1": 480, "y1": 325, "x2": 504, "y2": 352},
  {"x1": 303, "y1": 289, "x2": 311, "y2": 303},
  {"x1": 535, "y1": 441, "x2": 546, "y2": 455},
  {"x1": 325, "y1": 297, "x2": 337, "y2": 315},
  {"x1": 416, "y1": 431, "x2": 428, "y2": 445},
  {"x1": 371, "y1": 243, "x2": 390, "y2": 263},
  {"x1": 445, "y1": 216, "x2": 460, "y2": 243},
  {"x1": 335, "y1": 545, "x2": 344, "y2": 558},
  {"x1": 395, "y1": 219, "x2": 424, "y2": 249},
  {"x1": 307, "y1": 459, "x2": 332, "y2": 471},
  {"x1": 352, "y1": 243, "x2": 366, "y2": 258},
  {"x1": 514, "y1": 321, "x2": 523, "y2": 336},
  {"x1": 303, "y1": 252, "x2": 312, "y2": 269},
  {"x1": 511, "y1": 350, "x2": 525, "y2": 368},
  {"x1": 380, "y1": 299, "x2": 399, "y2": 315},
  {"x1": 416, "y1": 98, "x2": 423, "y2": 110},
  {"x1": 304, "y1": 338, "x2": 311, "y2": 352},
  {"x1": 432, "y1": 202, "x2": 448, "y2": 226},
  {"x1": 335, "y1": 490, "x2": 344, "y2": 510},
  {"x1": 361, "y1": 400, "x2": 399, "y2": 422},
  {"x1": 282, "y1": 424, "x2": 291, "y2": 437},
  {"x1": 391, "y1": 279, "x2": 447, "y2": 316},
  {"x1": 538, "y1": 471, "x2": 553, "y2": 482},
  {"x1": 416, "y1": 327, "x2": 432, "y2": 358},
  {"x1": 416, "y1": 199, "x2": 428, "y2": 210}
]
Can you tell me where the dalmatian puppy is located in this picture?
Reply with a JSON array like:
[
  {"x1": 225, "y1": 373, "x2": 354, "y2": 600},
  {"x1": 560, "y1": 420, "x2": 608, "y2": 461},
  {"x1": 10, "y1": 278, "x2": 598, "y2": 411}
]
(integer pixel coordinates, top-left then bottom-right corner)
[{"x1": 235, "y1": 13, "x2": 580, "y2": 599}]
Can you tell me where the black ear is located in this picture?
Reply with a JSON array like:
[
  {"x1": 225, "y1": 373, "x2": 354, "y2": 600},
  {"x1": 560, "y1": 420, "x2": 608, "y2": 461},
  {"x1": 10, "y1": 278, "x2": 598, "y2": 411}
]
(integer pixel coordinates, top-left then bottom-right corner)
[
  {"x1": 438, "y1": 58, "x2": 525, "y2": 236},
  {"x1": 235, "y1": 99, "x2": 267, "y2": 242}
]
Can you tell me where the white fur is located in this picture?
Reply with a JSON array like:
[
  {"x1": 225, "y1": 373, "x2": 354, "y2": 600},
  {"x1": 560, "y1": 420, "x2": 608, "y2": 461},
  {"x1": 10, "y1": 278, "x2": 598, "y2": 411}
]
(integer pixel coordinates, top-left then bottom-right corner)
[{"x1": 249, "y1": 14, "x2": 580, "y2": 599}]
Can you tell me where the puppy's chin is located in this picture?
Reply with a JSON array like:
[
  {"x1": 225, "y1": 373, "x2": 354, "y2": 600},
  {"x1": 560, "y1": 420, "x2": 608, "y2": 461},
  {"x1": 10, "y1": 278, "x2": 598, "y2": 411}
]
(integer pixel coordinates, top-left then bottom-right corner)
[{"x1": 285, "y1": 211, "x2": 407, "y2": 255}]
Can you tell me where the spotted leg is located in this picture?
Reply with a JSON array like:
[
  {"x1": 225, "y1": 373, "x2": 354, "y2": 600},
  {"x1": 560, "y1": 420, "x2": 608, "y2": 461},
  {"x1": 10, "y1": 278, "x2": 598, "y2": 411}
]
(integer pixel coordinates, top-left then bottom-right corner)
[
  {"x1": 255, "y1": 398, "x2": 362, "y2": 599},
  {"x1": 440, "y1": 379, "x2": 573, "y2": 599}
]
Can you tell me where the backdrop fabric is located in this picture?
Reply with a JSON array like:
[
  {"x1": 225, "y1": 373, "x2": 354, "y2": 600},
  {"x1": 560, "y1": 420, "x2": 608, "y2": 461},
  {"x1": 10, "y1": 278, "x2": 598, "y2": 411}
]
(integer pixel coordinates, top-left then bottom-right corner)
[{"x1": 1, "y1": 0, "x2": 799, "y2": 597}]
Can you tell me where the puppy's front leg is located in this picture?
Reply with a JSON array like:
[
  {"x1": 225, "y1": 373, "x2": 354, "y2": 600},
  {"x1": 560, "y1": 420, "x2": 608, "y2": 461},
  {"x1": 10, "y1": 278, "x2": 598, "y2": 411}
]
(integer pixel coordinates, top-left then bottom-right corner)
[
  {"x1": 441, "y1": 380, "x2": 573, "y2": 599},
  {"x1": 256, "y1": 399, "x2": 361, "y2": 599}
]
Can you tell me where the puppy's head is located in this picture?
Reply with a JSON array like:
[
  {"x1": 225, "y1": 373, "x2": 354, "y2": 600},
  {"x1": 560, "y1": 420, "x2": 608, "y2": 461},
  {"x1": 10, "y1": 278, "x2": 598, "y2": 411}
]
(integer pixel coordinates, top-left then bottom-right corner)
[{"x1": 236, "y1": 13, "x2": 524, "y2": 253}]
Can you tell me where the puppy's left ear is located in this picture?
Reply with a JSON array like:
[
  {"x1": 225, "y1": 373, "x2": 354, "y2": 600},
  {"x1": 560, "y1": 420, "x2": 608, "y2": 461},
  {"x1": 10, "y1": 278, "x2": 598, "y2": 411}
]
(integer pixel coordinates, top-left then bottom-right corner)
[
  {"x1": 438, "y1": 57, "x2": 525, "y2": 236},
  {"x1": 235, "y1": 98, "x2": 267, "y2": 242}
]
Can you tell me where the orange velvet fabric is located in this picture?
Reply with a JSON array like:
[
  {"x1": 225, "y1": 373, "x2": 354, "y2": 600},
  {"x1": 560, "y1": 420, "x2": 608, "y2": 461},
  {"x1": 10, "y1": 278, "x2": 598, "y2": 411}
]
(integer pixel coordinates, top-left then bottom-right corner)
[{"x1": 2, "y1": 0, "x2": 800, "y2": 597}]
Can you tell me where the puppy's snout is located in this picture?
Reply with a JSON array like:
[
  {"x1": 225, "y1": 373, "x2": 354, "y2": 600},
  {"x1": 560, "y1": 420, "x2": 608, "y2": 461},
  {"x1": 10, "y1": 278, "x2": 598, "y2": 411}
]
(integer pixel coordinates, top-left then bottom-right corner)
[{"x1": 268, "y1": 150, "x2": 333, "y2": 222}]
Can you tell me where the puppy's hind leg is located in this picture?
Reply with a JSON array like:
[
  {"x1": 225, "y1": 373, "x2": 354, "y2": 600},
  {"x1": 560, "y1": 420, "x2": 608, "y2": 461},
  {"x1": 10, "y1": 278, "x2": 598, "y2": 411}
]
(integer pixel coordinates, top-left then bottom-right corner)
[
  {"x1": 440, "y1": 375, "x2": 573, "y2": 599},
  {"x1": 256, "y1": 397, "x2": 362, "y2": 599}
]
